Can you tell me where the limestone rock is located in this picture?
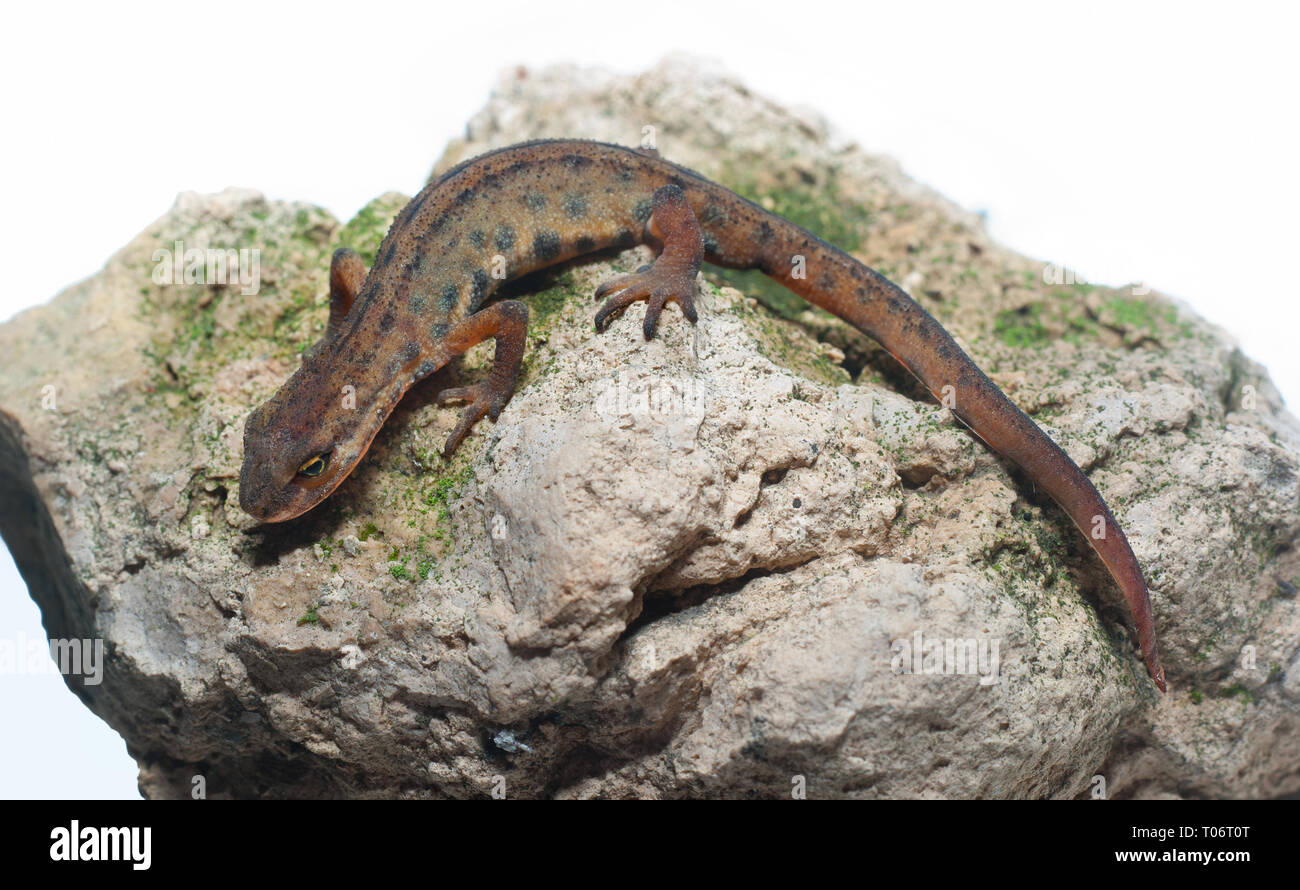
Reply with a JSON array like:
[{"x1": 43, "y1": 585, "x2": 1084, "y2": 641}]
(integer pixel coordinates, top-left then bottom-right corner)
[{"x1": 2, "y1": 58, "x2": 1297, "y2": 798}]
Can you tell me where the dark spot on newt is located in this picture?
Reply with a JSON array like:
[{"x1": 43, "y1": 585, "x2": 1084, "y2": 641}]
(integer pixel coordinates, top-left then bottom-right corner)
[
  {"x1": 702, "y1": 232, "x2": 720, "y2": 255},
  {"x1": 758, "y1": 221, "x2": 775, "y2": 243},
  {"x1": 455, "y1": 188, "x2": 475, "y2": 205},
  {"x1": 470, "y1": 269, "x2": 490, "y2": 302},
  {"x1": 431, "y1": 322, "x2": 449, "y2": 339},
  {"x1": 561, "y1": 153, "x2": 591, "y2": 169},
  {"x1": 468, "y1": 229, "x2": 486, "y2": 248},
  {"x1": 439, "y1": 283, "x2": 458, "y2": 311},
  {"x1": 633, "y1": 198, "x2": 653, "y2": 223},
  {"x1": 380, "y1": 309, "x2": 396, "y2": 331},
  {"x1": 699, "y1": 204, "x2": 727, "y2": 225},
  {"x1": 494, "y1": 226, "x2": 516, "y2": 251},
  {"x1": 524, "y1": 191, "x2": 546, "y2": 212},
  {"x1": 401, "y1": 341, "x2": 420, "y2": 363},
  {"x1": 409, "y1": 293, "x2": 428, "y2": 313},
  {"x1": 533, "y1": 230, "x2": 561, "y2": 261},
  {"x1": 563, "y1": 193, "x2": 588, "y2": 219},
  {"x1": 614, "y1": 228, "x2": 636, "y2": 249},
  {"x1": 575, "y1": 235, "x2": 596, "y2": 252}
]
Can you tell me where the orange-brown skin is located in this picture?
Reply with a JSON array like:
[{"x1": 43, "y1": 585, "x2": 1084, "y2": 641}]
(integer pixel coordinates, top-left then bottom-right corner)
[{"x1": 240, "y1": 139, "x2": 1166, "y2": 691}]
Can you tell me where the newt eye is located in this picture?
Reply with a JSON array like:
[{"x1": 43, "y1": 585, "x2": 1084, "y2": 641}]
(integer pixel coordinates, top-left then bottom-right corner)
[{"x1": 296, "y1": 452, "x2": 330, "y2": 478}]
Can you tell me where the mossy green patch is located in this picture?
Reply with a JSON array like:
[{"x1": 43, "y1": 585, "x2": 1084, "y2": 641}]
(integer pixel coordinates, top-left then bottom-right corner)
[
  {"x1": 1096, "y1": 295, "x2": 1185, "y2": 343},
  {"x1": 1215, "y1": 683, "x2": 1255, "y2": 706},
  {"x1": 1101, "y1": 296, "x2": 1170, "y2": 329},
  {"x1": 989, "y1": 285, "x2": 1188, "y2": 353},
  {"x1": 515, "y1": 270, "x2": 588, "y2": 385},
  {"x1": 422, "y1": 462, "x2": 475, "y2": 530},
  {"x1": 993, "y1": 303, "x2": 1050, "y2": 349},
  {"x1": 382, "y1": 459, "x2": 479, "y2": 583},
  {"x1": 727, "y1": 284, "x2": 851, "y2": 387},
  {"x1": 137, "y1": 198, "x2": 341, "y2": 420},
  {"x1": 526, "y1": 271, "x2": 580, "y2": 331}
]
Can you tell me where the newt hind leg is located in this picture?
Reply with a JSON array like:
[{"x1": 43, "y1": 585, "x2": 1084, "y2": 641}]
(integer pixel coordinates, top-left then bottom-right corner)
[
  {"x1": 435, "y1": 300, "x2": 529, "y2": 456},
  {"x1": 594, "y1": 184, "x2": 704, "y2": 339}
]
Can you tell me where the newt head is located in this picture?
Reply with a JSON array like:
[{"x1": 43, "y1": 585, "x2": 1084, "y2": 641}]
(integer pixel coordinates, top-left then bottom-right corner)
[{"x1": 238, "y1": 354, "x2": 394, "y2": 523}]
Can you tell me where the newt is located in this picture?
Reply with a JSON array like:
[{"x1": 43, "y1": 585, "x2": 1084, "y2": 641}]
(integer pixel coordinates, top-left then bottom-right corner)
[{"x1": 238, "y1": 139, "x2": 1166, "y2": 691}]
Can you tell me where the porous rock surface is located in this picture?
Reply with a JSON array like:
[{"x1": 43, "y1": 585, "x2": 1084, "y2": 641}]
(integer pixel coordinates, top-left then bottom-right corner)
[{"x1": 2, "y1": 58, "x2": 1298, "y2": 798}]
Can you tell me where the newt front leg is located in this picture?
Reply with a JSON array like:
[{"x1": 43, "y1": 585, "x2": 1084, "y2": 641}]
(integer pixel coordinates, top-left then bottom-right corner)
[
  {"x1": 433, "y1": 300, "x2": 529, "y2": 456},
  {"x1": 594, "y1": 184, "x2": 703, "y2": 338}
]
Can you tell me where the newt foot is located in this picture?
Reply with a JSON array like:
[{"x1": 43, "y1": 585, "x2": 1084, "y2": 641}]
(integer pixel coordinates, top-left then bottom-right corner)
[
  {"x1": 437, "y1": 381, "x2": 511, "y2": 456},
  {"x1": 593, "y1": 263, "x2": 700, "y2": 339}
]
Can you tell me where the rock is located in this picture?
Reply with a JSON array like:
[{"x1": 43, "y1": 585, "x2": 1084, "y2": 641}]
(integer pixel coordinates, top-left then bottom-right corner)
[{"x1": 2, "y1": 57, "x2": 1297, "y2": 799}]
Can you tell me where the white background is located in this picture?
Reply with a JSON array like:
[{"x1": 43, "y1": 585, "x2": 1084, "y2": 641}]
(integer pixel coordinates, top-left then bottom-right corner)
[{"x1": 2, "y1": 1, "x2": 1296, "y2": 798}]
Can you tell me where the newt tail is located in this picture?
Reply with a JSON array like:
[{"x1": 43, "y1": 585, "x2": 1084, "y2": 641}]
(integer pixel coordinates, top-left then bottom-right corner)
[{"x1": 239, "y1": 139, "x2": 1166, "y2": 692}]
